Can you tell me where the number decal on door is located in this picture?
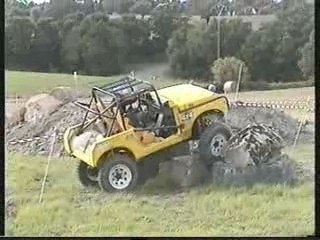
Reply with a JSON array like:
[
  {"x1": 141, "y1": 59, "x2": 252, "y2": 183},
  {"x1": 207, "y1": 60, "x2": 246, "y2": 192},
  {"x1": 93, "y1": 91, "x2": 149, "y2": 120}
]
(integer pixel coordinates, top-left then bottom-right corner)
[{"x1": 181, "y1": 112, "x2": 193, "y2": 121}]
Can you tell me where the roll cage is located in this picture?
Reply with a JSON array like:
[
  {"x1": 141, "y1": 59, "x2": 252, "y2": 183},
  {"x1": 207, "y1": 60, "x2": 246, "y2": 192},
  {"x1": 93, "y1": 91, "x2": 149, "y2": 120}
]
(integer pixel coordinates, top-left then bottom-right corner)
[{"x1": 73, "y1": 75, "x2": 173, "y2": 137}]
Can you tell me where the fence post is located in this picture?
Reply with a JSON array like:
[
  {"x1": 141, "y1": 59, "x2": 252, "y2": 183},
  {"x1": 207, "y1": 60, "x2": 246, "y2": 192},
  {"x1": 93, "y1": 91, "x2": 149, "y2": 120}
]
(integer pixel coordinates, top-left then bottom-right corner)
[
  {"x1": 234, "y1": 63, "x2": 243, "y2": 101},
  {"x1": 39, "y1": 129, "x2": 57, "y2": 203}
]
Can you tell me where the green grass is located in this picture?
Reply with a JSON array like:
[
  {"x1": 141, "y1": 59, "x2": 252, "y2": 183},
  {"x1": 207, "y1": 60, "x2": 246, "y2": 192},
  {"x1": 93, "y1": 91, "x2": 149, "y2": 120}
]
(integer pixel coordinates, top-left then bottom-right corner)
[
  {"x1": 6, "y1": 144, "x2": 314, "y2": 237},
  {"x1": 6, "y1": 71, "x2": 116, "y2": 97},
  {"x1": 5, "y1": 70, "x2": 186, "y2": 97},
  {"x1": 6, "y1": 70, "x2": 314, "y2": 99}
]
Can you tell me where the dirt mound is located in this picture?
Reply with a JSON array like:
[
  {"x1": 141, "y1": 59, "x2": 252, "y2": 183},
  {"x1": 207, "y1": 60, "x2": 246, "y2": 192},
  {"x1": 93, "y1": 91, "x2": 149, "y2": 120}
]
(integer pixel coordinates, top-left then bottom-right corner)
[
  {"x1": 226, "y1": 106, "x2": 314, "y2": 145},
  {"x1": 6, "y1": 102, "x2": 88, "y2": 156},
  {"x1": 49, "y1": 87, "x2": 78, "y2": 104},
  {"x1": 24, "y1": 93, "x2": 64, "y2": 124}
]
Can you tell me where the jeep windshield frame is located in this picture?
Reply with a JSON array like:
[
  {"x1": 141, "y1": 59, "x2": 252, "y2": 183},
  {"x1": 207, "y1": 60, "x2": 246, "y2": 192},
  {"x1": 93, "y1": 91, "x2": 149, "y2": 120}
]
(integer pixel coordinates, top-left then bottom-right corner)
[{"x1": 73, "y1": 75, "x2": 164, "y2": 137}]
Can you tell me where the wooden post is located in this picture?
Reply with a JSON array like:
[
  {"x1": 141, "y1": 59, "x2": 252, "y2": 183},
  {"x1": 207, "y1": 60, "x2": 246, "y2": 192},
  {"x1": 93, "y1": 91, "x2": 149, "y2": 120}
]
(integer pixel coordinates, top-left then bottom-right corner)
[
  {"x1": 73, "y1": 71, "x2": 78, "y2": 95},
  {"x1": 234, "y1": 63, "x2": 243, "y2": 101},
  {"x1": 291, "y1": 96, "x2": 311, "y2": 152},
  {"x1": 39, "y1": 130, "x2": 57, "y2": 203}
]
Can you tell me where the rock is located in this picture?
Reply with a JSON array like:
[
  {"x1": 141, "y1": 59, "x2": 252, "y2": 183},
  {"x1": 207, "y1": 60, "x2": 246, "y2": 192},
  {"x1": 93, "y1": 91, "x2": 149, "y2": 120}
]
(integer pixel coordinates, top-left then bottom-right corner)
[
  {"x1": 49, "y1": 86, "x2": 77, "y2": 104},
  {"x1": 24, "y1": 94, "x2": 63, "y2": 124},
  {"x1": 6, "y1": 106, "x2": 26, "y2": 127}
]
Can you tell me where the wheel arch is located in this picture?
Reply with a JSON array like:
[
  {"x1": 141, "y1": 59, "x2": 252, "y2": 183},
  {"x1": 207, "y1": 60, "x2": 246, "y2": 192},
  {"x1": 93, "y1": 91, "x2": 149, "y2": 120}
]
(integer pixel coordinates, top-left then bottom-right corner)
[
  {"x1": 191, "y1": 109, "x2": 225, "y2": 139},
  {"x1": 96, "y1": 147, "x2": 136, "y2": 167}
]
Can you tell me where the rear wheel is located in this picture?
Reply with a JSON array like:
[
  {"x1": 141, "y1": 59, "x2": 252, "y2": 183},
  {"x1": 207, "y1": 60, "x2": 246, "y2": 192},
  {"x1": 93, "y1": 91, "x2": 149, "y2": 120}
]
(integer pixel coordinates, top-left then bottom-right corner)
[
  {"x1": 198, "y1": 122, "x2": 232, "y2": 166},
  {"x1": 77, "y1": 161, "x2": 99, "y2": 187},
  {"x1": 98, "y1": 153, "x2": 139, "y2": 192}
]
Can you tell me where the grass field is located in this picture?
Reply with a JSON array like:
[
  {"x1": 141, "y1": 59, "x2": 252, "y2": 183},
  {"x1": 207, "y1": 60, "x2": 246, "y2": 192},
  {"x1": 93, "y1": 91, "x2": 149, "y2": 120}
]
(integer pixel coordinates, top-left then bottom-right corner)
[
  {"x1": 5, "y1": 68, "x2": 186, "y2": 97},
  {"x1": 5, "y1": 70, "x2": 315, "y2": 236},
  {"x1": 6, "y1": 69, "x2": 314, "y2": 122},
  {"x1": 6, "y1": 143, "x2": 314, "y2": 237},
  {"x1": 6, "y1": 69, "x2": 314, "y2": 99}
]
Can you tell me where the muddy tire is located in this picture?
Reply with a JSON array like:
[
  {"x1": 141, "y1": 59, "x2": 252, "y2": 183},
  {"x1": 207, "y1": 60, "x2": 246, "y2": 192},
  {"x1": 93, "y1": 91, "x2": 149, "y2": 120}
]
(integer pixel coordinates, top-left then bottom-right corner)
[
  {"x1": 199, "y1": 122, "x2": 232, "y2": 166},
  {"x1": 98, "y1": 154, "x2": 139, "y2": 192},
  {"x1": 77, "y1": 161, "x2": 99, "y2": 187}
]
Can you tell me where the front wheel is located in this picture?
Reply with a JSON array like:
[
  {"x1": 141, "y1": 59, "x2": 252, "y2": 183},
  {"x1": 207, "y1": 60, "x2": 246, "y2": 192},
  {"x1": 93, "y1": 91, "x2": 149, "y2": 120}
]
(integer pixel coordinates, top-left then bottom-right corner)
[
  {"x1": 98, "y1": 153, "x2": 139, "y2": 192},
  {"x1": 199, "y1": 122, "x2": 232, "y2": 166}
]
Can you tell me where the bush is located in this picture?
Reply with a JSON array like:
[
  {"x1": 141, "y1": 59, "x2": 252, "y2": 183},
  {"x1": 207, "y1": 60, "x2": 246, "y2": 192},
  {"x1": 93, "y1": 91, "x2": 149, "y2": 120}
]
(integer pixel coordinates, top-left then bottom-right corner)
[{"x1": 211, "y1": 57, "x2": 250, "y2": 86}]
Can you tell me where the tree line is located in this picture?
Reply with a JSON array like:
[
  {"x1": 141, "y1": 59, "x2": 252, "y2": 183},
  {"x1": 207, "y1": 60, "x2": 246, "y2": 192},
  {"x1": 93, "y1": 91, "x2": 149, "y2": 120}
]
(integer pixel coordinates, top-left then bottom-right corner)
[{"x1": 5, "y1": 0, "x2": 314, "y2": 85}]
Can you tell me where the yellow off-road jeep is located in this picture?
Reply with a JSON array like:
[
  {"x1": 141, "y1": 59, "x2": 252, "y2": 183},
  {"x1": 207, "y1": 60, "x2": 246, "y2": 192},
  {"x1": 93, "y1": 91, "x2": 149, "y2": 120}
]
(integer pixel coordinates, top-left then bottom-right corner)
[{"x1": 64, "y1": 75, "x2": 232, "y2": 192}]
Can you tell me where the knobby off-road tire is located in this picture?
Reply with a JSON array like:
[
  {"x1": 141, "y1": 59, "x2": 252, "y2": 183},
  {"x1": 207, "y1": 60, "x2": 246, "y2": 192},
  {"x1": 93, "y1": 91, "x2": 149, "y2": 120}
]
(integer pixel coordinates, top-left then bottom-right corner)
[
  {"x1": 98, "y1": 153, "x2": 139, "y2": 192},
  {"x1": 77, "y1": 161, "x2": 99, "y2": 187},
  {"x1": 199, "y1": 122, "x2": 232, "y2": 166}
]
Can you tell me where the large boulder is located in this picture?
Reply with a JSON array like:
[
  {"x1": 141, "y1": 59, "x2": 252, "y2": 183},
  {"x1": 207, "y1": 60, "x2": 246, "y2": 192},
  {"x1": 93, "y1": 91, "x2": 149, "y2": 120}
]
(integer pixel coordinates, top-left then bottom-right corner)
[
  {"x1": 24, "y1": 94, "x2": 63, "y2": 124},
  {"x1": 49, "y1": 86, "x2": 77, "y2": 104}
]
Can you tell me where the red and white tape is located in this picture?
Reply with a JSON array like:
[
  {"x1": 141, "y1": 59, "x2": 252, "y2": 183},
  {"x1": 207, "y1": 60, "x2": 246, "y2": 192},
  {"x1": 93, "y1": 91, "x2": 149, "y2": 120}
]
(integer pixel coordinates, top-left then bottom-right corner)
[{"x1": 231, "y1": 101, "x2": 314, "y2": 113}]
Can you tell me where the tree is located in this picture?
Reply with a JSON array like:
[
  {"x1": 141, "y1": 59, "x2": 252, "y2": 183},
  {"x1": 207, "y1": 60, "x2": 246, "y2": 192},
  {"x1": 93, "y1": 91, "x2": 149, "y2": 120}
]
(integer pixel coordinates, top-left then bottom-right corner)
[
  {"x1": 168, "y1": 22, "x2": 217, "y2": 79},
  {"x1": 83, "y1": 0, "x2": 95, "y2": 15},
  {"x1": 240, "y1": 2, "x2": 314, "y2": 82},
  {"x1": 102, "y1": 0, "x2": 116, "y2": 14},
  {"x1": 29, "y1": 18, "x2": 61, "y2": 71},
  {"x1": 149, "y1": 7, "x2": 182, "y2": 54},
  {"x1": 112, "y1": 16, "x2": 152, "y2": 62},
  {"x1": 30, "y1": 6, "x2": 41, "y2": 22},
  {"x1": 167, "y1": 18, "x2": 251, "y2": 80},
  {"x1": 44, "y1": 0, "x2": 76, "y2": 19},
  {"x1": 129, "y1": 0, "x2": 152, "y2": 18},
  {"x1": 167, "y1": 22, "x2": 192, "y2": 77},
  {"x1": 298, "y1": 30, "x2": 314, "y2": 80},
  {"x1": 214, "y1": 18, "x2": 252, "y2": 58},
  {"x1": 60, "y1": 12, "x2": 85, "y2": 36},
  {"x1": 80, "y1": 14, "x2": 125, "y2": 75},
  {"x1": 60, "y1": 26, "x2": 82, "y2": 72},
  {"x1": 118, "y1": 0, "x2": 135, "y2": 14},
  {"x1": 211, "y1": 57, "x2": 250, "y2": 86},
  {"x1": 5, "y1": 16, "x2": 36, "y2": 69}
]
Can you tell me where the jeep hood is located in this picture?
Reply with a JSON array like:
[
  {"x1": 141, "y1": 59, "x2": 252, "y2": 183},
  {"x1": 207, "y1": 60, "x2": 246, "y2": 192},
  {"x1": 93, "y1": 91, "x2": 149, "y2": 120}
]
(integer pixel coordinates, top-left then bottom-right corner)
[{"x1": 157, "y1": 84, "x2": 215, "y2": 107}]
